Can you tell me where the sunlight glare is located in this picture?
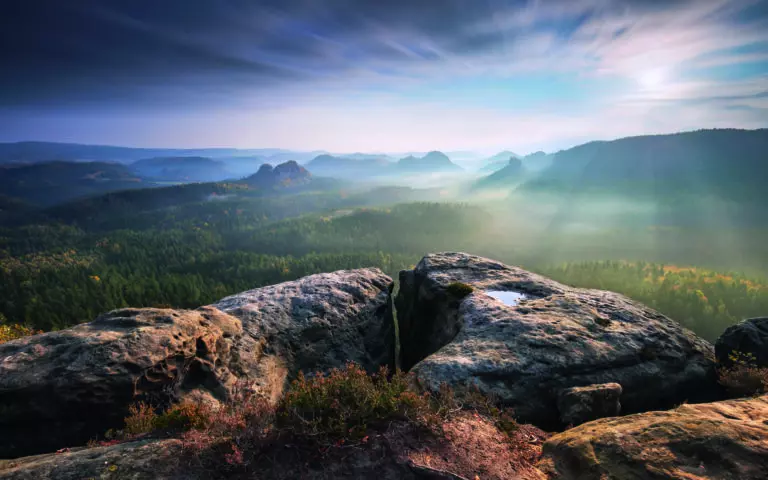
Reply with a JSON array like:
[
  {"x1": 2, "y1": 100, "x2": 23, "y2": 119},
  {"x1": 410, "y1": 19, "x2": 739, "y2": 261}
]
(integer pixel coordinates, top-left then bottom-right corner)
[{"x1": 638, "y1": 68, "x2": 666, "y2": 89}]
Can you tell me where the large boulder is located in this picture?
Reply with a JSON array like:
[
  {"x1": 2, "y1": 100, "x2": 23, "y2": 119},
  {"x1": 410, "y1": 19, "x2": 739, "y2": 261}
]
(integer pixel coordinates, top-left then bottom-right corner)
[
  {"x1": 395, "y1": 253, "x2": 718, "y2": 428},
  {"x1": 0, "y1": 268, "x2": 393, "y2": 458},
  {"x1": 212, "y1": 268, "x2": 394, "y2": 377},
  {"x1": 715, "y1": 317, "x2": 768, "y2": 367},
  {"x1": 538, "y1": 395, "x2": 768, "y2": 479}
]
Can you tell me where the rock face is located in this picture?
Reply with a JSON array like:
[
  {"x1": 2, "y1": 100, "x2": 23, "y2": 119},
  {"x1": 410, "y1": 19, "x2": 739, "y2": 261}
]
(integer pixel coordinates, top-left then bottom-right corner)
[
  {"x1": 0, "y1": 440, "x2": 189, "y2": 480},
  {"x1": 539, "y1": 395, "x2": 768, "y2": 479},
  {"x1": 557, "y1": 383, "x2": 622, "y2": 427},
  {"x1": 715, "y1": 317, "x2": 768, "y2": 367},
  {"x1": 395, "y1": 253, "x2": 718, "y2": 428},
  {"x1": 0, "y1": 268, "x2": 392, "y2": 458},
  {"x1": 212, "y1": 268, "x2": 394, "y2": 379}
]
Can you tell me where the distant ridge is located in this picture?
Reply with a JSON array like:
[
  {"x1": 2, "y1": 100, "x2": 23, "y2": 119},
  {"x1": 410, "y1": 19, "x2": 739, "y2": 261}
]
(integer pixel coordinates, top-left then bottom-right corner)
[
  {"x1": 397, "y1": 151, "x2": 462, "y2": 172},
  {"x1": 131, "y1": 156, "x2": 231, "y2": 182},
  {"x1": 515, "y1": 128, "x2": 768, "y2": 202}
]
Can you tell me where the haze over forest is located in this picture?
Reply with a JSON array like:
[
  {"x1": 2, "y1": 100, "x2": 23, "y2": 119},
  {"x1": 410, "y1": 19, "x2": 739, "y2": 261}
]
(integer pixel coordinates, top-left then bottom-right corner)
[{"x1": 1, "y1": 1, "x2": 768, "y2": 343}]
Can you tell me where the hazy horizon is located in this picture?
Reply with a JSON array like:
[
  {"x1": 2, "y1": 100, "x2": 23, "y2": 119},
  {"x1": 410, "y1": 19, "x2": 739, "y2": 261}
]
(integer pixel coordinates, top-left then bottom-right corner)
[{"x1": 2, "y1": 0, "x2": 767, "y2": 152}]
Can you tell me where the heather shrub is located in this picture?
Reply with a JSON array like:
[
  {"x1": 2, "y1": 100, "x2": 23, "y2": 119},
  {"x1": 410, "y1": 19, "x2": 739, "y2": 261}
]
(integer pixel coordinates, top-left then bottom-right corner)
[
  {"x1": 116, "y1": 362, "x2": 524, "y2": 470},
  {"x1": 124, "y1": 402, "x2": 157, "y2": 436},
  {"x1": 718, "y1": 350, "x2": 768, "y2": 397},
  {"x1": 277, "y1": 363, "x2": 446, "y2": 440}
]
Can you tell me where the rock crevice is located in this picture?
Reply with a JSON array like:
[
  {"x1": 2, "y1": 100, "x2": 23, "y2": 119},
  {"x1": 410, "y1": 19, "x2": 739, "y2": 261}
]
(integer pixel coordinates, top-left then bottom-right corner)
[
  {"x1": 0, "y1": 268, "x2": 393, "y2": 458},
  {"x1": 394, "y1": 252, "x2": 719, "y2": 428}
]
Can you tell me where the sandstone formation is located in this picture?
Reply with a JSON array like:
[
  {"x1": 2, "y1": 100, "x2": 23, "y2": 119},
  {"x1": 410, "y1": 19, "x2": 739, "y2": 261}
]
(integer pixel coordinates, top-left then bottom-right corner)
[
  {"x1": 0, "y1": 439, "x2": 188, "y2": 480},
  {"x1": 0, "y1": 268, "x2": 392, "y2": 458},
  {"x1": 396, "y1": 253, "x2": 718, "y2": 428},
  {"x1": 538, "y1": 395, "x2": 768, "y2": 479},
  {"x1": 557, "y1": 383, "x2": 622, "y2": 427},
  {"x1": 715, "y1": 316, "x2": 768, "y2": 367}
]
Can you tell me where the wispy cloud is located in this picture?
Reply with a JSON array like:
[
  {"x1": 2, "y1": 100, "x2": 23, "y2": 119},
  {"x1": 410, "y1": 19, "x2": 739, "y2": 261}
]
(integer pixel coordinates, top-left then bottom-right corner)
[{"x1": 0, "y1": 0, "x2": 766, "y2": 149}]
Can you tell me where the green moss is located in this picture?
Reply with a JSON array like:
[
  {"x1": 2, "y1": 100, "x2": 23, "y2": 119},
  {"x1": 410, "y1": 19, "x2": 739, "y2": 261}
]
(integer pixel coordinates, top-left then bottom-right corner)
[
  {"x1": 446, "y1": 282, "x2": 474, "y2": 298},
  {"x1": 594, "y1": 316, "x2": 611, "y2": 327}
]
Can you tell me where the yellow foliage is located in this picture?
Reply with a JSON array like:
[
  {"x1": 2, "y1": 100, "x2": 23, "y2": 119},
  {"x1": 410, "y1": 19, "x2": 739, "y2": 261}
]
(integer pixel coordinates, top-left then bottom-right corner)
[{"x1": 0, "y1": 323, "x2": 43, "y2": 344}]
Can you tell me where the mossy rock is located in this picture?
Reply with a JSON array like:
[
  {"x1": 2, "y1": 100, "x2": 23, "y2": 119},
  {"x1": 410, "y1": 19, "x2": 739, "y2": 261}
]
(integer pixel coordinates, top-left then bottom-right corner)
[{"x1": 446, "y1": 282, "x2": 474, "y2": 298}]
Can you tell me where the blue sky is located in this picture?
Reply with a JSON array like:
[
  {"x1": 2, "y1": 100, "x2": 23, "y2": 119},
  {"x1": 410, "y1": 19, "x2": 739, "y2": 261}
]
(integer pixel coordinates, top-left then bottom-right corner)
[{"x1": 1, "y1": 0, "x2": 767, "y2": 153}]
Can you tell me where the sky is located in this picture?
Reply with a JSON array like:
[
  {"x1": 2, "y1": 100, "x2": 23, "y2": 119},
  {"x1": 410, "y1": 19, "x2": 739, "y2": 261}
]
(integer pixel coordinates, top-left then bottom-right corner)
[{"x1": 1, "y1": 0, "x2": 767, "y2": 153}]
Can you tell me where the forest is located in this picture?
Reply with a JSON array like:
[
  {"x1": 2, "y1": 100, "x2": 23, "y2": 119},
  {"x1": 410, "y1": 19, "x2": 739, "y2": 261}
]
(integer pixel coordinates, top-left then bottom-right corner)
[{"x1": 1, "y1": 186, "x2": 767, "y2": 342}]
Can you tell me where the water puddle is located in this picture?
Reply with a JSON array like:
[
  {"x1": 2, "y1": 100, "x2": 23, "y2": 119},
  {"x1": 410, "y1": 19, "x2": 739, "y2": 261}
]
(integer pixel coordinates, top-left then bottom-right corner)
[{"x1": 485, "y1": 290, "x2": 527, "y2": 306}]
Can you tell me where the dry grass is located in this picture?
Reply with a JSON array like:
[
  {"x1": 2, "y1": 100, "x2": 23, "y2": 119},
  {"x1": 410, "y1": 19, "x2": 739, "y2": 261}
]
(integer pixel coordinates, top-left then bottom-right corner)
[{"x1": 112, "y1": 362, "x2": 544, "y2": 476}]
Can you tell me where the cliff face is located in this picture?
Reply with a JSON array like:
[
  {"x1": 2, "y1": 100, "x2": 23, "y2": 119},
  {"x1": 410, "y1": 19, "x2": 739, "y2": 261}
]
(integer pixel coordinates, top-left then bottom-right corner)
[{"x1": 1, "y1": 253, "x2": 765, "y2": 480}]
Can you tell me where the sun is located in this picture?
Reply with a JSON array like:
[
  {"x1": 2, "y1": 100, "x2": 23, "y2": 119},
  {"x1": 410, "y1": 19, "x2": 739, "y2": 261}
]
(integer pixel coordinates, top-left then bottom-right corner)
[{"x1": 638, "y1": 68, "x2": 666, "y2": 89}]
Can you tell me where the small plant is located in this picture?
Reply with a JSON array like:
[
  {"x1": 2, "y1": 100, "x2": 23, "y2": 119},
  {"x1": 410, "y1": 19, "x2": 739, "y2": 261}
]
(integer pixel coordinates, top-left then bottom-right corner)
[
  {"x1": 113, "y1": 363, "x2": 527, "y2": 472},
  {"x1": 446, "y1": 282, "x2": 474, "y2": 298},
  {"x1": 124, "y1": 402, "x2": 158, "y2": 435},
  {"x1": 278, "y1": 363, "x2": 443, "y2": 441},
  {"x1": 0, "y1": 322, "x2": 43, "y2": 344},
  {"x1": 718, "y1": 350, "x2": 768, "y2": 397}
]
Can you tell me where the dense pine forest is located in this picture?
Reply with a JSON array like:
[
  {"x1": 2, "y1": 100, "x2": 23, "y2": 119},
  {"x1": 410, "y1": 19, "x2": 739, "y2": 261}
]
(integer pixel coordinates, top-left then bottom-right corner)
[{"x1": 2, "y1": 183, "x2": 768, "y2": 342}]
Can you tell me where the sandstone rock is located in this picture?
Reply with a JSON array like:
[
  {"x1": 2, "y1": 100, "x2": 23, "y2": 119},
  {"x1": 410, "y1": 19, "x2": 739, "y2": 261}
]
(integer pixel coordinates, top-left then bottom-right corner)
[
  {"x1": 396, "y1": 253, "x2": 718, "y2": 428},
  {"x1": 0, "y1": 439, "x2": 190, "y2": 480},
  {"x1": 715, "y1": 317, "x2": 768, "y2": 367},
  {"x1": 0, "y1": 307, "x2": 248, "y2": 459},
  {"x1": 212, "y1": 268, "x2": 394, "y2": 377},
  {"x1": 538, "y1": 395, "x2": 768, "y2": 479},
  {"x1": 0, "y1": 412, "x2": 548, "y2": 480},
  {"x1": 557, "y1": 383, "x2": 622, "y2": 427},
  {"x1": 0, "y1": 268, "x2": 393, "y2": 458}
]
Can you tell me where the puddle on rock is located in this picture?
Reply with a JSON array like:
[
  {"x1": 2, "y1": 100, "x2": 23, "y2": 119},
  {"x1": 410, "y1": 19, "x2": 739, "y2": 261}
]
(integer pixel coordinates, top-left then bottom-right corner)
[{"x1": 485, "y1": 290, "x2": 527, "y2": 306}]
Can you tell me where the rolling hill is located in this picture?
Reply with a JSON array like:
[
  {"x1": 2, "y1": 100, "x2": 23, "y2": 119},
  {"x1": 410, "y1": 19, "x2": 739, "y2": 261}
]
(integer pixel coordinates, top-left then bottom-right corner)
[
  {"x1": 479, "y1": 151, "x2": 521, "y2": 173},
  {"x1": 397, "y1": 151, "x2": 462, "y2": 172},
  {"x1": 0, "y1": 161, "x2": 149, "y2": 206},
  {"x1": 130, "y1": 156, "x2": 232, "y2": 182},
  {"x1": 487, "y1": 129, "x2": 768, "y2": 203},
  {"x1": 305, "y1": 154, "x2": 393, "y2": 178}
]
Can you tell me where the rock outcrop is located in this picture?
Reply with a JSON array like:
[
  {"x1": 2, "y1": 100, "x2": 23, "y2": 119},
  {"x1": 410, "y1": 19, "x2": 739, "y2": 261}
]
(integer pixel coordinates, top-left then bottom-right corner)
[
  {"x1": 396, "y1": 253, "x2": 718, "y2": 428},
  {"x1": 715, "y1": 317, "x2": 768, "y2": 367},
  {"x1": 0, "y1": 268, "x2": 393, "y2": 458},
  {"x1": 0, "y1": 413, "x2": 548, "y2": 480},
  {"x1": 538, "y1": 395, "x2": 768, "y2": 479},
  {"x1": 557, "y1": 383, "x2": 622, "y2": 427},
  {"x1": 0, "y1": 440, "x2": 189, "y2": 480},
  {"x1": 244, "y1": 160, "x2": 311, "y2": 188}
]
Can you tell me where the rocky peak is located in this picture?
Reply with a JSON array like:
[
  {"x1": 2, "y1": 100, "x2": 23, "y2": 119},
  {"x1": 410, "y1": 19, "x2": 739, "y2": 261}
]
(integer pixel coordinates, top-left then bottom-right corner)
[{"x1": 244, "y1": 160, "x2": 310, "y2": 187}]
